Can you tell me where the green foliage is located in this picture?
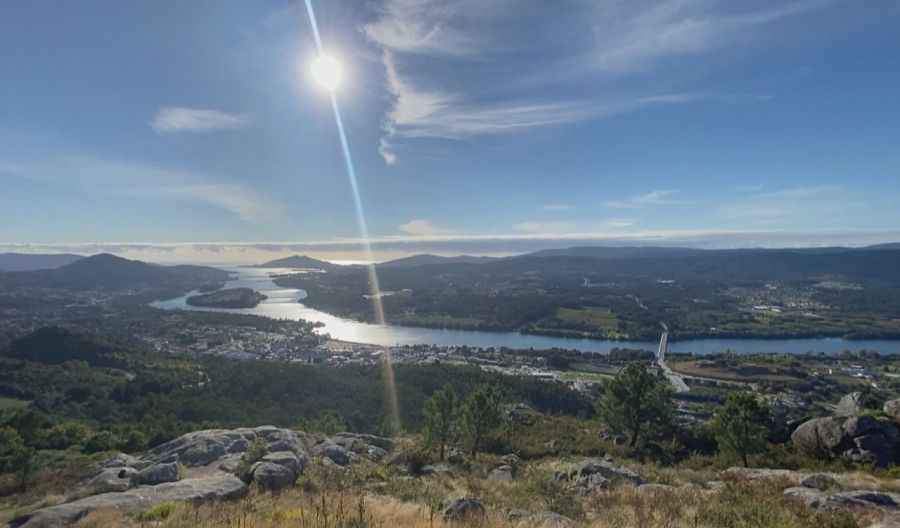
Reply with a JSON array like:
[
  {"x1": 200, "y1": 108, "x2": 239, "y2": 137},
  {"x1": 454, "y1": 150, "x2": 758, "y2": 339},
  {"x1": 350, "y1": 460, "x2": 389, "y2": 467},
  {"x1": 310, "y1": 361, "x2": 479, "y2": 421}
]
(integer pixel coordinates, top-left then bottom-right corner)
[
  {"x1": 299, "y1": 410, "x2": 347, "y2": 435},
  {"x1": 712, "y1": 391, "x2": 771, "y2": 467},
  {"x1": 421, "y1": 385, "x2": 458, "y2": 460},
  {"x1": 460, "y1": 385, "x2": 503, "y2": 458},
  {"x1": 0, "y1": 426, "x2": 31, "y2": 491},
  {"x1": 597, "y1": 363, "x2": 673, "y2": 447},
  {"x1": 39, "y1": 421, "x2": 93, "y2": 450},
  {"x1": 138, "y1": 501, "x2": 179, "y2": 521},
  {"x1": 234, "y1": 436, "x2": 268, "y2": 483},
  {"x1": 84, "y1": 430, "x2": 120, "y2": 453}
]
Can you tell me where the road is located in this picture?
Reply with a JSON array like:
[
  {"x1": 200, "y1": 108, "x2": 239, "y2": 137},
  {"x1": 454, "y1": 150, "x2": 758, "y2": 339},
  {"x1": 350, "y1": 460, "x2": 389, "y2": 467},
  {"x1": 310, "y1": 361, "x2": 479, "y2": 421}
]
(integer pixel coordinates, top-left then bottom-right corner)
[{"x1": 657, "y1": 323, "x2": 689, "y2": 392}]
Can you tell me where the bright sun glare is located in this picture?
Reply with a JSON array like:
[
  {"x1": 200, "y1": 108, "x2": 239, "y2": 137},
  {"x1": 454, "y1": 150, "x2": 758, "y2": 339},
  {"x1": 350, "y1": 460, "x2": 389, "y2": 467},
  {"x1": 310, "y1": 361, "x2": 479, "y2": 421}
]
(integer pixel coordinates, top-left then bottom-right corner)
[{"x1": 310, "y1": 54, "x2": 342, "y2": 90}]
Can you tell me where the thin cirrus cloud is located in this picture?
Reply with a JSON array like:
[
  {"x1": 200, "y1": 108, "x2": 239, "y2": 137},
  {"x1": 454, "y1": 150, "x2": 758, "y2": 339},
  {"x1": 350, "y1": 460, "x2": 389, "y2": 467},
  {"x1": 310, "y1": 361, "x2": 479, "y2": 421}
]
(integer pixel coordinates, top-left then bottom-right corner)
[
  {"x1": 398, "y1": 219, "x2": 454, "y2": 236},
  {"x1": 362, "y1": 0, "x2": 827, "y2": 164},
  {"x1": 604, "y1": 190, "x2": 684, "y2": 209},
  {"x1": 0, "y1": 157, "x2": 279, "y2": 224},
  {"x1": 542, "y1": 204, "x2": 571, "y2": 211},
  {"x1": 149, "y1": 107, "x2": 249, "y2": 134}
]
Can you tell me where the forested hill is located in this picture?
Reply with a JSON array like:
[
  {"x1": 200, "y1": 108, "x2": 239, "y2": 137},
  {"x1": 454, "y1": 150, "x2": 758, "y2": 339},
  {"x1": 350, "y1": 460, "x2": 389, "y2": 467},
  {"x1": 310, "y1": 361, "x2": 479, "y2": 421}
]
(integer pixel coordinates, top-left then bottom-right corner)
[{"x1": 0, "y1": 253, "x2": 229, "y2": 289}]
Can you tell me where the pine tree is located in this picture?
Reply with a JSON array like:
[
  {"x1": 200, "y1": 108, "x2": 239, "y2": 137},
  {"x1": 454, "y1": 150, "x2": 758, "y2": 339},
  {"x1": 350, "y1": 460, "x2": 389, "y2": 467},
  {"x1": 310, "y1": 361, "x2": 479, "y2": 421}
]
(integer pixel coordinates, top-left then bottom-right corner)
[
  {"x1": 422, "y1": 386, "x2": 458, "y2": 460},
  {"x1": 712, "y1": 391, "x2": 770, "y2": 467}
]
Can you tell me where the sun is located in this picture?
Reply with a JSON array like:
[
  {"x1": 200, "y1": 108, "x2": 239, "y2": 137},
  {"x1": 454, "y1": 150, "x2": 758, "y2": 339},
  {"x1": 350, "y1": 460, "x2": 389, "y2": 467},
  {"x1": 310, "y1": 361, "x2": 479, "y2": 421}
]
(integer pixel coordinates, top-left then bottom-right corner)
[{"x1": 310, "y1": 54, "x2": 342, "y2": 91}]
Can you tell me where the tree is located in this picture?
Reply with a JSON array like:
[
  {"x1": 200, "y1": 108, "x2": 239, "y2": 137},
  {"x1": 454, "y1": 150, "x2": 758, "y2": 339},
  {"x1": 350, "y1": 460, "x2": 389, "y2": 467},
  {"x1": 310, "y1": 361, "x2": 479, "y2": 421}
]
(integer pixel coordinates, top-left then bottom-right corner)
[
  {"x1": 422, "y1": 386, "x2": 458, "y2": 460},
  {"x1": 712, "y1": 391, "x2": 770, "y2": 467},
  {"x1": 0, "y1": 426, "x2": 32, "y2": 491},
  {"x1": 460, "y1": 385, "x2": 503, "y2": 458},
  {"x1": 597, "y1": 363, "x2": 673, "y2": 447}
]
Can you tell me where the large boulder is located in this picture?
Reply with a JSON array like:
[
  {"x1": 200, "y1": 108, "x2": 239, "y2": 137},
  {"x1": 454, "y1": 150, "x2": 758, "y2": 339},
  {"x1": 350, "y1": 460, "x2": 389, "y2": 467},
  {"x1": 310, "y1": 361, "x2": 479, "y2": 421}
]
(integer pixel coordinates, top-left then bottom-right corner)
[
  {"x1": 10, "y1": 475, "x2": 247, "y2": 528},
  {"x1": 792, "y1": 415, "x2": 900, "y2": 466},
  {"x1": 836, "y1": 392, "x2": 866, "y2": 417},
  {"x1": 134, "y1": 462, "x2": 179, "y2": 486},
  {"x1": 320, "y1": 444, "x2": 351, "y2": 466},
  {"x1": 488, "y1": 465, "x2": 514, "y2": 481},
  {"x1": 250, "y1": 462, "x2": 296, "y2": 491},
  {"x1": 83, "y1": 467, "x2": 137, "y2": 494},
  {"x1": 144, "y1": 429, "x2": 255, "y2": 467},
  {"x1": 443, "y1": 496, "x2": 485, "y2": 522},
  {"x1": 791, "y1": 417, "x2": 849, "y2": 452},
  {"x1": 884, "y1": 399, "x2": 900, "y2": 420}
]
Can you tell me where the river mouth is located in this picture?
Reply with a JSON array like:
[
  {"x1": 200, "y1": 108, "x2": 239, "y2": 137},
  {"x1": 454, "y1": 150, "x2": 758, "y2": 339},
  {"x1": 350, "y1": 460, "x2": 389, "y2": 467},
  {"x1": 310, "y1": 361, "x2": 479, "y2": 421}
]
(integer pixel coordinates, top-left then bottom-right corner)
[{"x1": 150, "y1": 267, "x2": 900, "y2": 355}]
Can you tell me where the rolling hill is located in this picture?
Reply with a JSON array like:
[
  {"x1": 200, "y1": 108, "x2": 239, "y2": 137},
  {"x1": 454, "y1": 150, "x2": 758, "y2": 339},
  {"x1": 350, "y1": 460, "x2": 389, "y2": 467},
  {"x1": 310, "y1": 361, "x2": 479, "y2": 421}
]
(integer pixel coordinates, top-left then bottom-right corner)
[{"x1": 0, "y1": 253, "x2": 83, "y2": 272}]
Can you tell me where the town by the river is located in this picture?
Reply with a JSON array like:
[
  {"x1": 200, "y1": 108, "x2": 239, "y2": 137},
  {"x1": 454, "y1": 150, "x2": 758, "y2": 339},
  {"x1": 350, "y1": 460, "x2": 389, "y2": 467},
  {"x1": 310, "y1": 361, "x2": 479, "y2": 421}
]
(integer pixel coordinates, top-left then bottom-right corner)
[{"x1": 152, "y1": 267, "x2": 900, "y2": 355}]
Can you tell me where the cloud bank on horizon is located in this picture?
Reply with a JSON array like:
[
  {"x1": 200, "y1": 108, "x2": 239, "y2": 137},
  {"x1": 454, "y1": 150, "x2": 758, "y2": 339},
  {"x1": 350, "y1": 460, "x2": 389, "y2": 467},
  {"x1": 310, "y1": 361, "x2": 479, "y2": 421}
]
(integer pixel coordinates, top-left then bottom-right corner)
[{"x1": 1, "y1": 0, "x2": 899, "y2": 255}]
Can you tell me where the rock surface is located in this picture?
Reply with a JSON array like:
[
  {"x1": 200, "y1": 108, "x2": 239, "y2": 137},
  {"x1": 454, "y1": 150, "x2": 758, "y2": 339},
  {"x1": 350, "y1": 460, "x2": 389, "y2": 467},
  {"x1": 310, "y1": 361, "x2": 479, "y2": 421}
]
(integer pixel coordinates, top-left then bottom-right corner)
[
  {"x1": 556, "y1": 456, "x2": 642, "y2": 494},
  {"x1": 443, "y1": 496, "x2": 485, "y2": 522},
  {"x1": 9, "y1": 475, "x2": 247, "y2": 528},
  {"x1": 836, "y1": 392, "x2": 866, "y2": 417},
  {"x1": 791, "y1": 411, "x2": 900, "y2": 467}
]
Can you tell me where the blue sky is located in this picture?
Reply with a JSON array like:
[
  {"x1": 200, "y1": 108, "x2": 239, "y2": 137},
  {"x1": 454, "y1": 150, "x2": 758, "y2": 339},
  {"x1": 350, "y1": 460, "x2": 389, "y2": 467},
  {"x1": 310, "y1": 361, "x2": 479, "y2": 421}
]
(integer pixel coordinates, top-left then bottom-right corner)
[{"x1": 2, "y1": 0, "x2": 900, "y2": 263}]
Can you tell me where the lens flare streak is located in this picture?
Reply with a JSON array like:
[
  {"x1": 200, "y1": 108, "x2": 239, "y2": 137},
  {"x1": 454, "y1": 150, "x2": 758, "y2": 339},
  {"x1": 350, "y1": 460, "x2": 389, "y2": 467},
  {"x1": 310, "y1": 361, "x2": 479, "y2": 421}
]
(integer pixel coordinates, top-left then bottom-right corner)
[{"x1": 303, "y1": 0, "x2": 399, "y2": 431}]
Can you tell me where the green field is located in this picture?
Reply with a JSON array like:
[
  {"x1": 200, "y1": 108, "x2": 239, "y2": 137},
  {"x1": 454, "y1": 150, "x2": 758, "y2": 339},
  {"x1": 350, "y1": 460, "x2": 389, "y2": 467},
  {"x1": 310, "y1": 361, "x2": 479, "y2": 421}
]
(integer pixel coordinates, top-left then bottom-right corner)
[
  {"x1": 0, "y1": 396, "x2": 29, "y2": 411},
  {"x1": 555, "y1": 306, "x2": 619, "y2": 332}
]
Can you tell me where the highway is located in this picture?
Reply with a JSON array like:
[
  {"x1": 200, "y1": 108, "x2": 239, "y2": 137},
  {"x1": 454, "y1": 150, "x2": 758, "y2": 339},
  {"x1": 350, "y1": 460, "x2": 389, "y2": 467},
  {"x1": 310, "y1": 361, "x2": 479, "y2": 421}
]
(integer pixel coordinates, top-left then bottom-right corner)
[{"x1": 657, "y1": 323, "x2": 689, "y2": 392}]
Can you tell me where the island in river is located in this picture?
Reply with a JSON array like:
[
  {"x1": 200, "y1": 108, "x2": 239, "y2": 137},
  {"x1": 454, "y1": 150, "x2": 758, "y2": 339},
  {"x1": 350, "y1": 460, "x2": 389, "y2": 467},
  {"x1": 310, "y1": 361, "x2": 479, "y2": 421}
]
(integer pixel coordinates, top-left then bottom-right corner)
[{"x1": 186, "y1": 287, "x2": 267, "y2": 309}]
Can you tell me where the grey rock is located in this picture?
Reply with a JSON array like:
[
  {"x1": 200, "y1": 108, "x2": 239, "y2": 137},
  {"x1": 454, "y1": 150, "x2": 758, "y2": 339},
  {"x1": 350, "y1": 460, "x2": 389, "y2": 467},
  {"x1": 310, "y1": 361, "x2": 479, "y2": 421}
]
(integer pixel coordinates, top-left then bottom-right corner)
[
  {"x1": 134, "y1": 462, "x2": 179, "y2": 486},
  {"x1": 261, "y1": 451, "x2": 306, "y2": 477},
  {"x1": 358, "y1": 434, "x2": 393, "y2": 451},
  {"x1": 100, "y1": 453, "x2": 142, "y2": 470},
  {"x1": 84, "y1": 467, "x2": 136, "y2": 494},
  {"x1": 364, "y1": 446, "x2": 388, "y2": 462},
  {"x1": 853, "y1": 434, "x2": 895, "y2": 466},
  {"x1": 447, "y1": 448, "x2": 464, "y2": 464},
  {"x1": 726, "y1": 467, "x2": 799, "y2": 481},
  {"x1": 500, "y1": 454, "x2": 520, "y2": 466},
  {"x1": 418, "y1": 464, "x2": 454, "y2": 478},
  {"x1": 570, "y1": 458, "x2": 642, "y2": 486},
  {"x1": 488, "y1": 466, "x2": 514, "y2": 481},
  {"x1": 637, "y1": 483, "x2": 676, "y2": 495},
  {"x1": 144, "y1": 429, "x2": 252, "y2": 467},
  {"x1": 884, "y1": 399, "x2": 900, "y2": 420},
  {"x1": 786, "y1": 487, "x2": 900, "y2": 511},
  {"x1": 321, "y1": 444, "x2": 351, "y2": 466},
  {"x1": 11, "y1": 475, "x2": 247, "y2": 528},
  {"x1": 791, "y1": 417, "x2": 849, "y2": 452},
  {"x1": 836, "y1": 392, "x2": 866, "y2": 417},
  {"x1": 800, "y1": 473, "x2": 839, "y2": 491},
  {"x1": 250, "y1": 462, "x2": 296, "y2": 491},
  {"x1": 442, "y1": 496, "x2": 485, "y2": 522}
]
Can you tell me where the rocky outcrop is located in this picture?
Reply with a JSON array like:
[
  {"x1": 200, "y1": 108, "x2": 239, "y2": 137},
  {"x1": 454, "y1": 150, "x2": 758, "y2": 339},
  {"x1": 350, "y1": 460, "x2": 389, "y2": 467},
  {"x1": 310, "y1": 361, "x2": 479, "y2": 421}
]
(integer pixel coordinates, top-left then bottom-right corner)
[
  {"x1": 785, "y1": 487, "x2": 900, "y2": 512},
  {"x1": 311, "y1": 432, "x2": 394, "y2": 466},
  {"x1": 443, "y1": 496, "x2": 485, "y2": 522},
  {"x1": 835, "y1": 392, "x2": 866, "y2": 417},
  {"x1": 791, "y1": 414, "x2": 900, "y2": 467},
  {"x1": 134, "y1": 462, "x2": 179, "y2": 486},
  {"x1": 9, "y1": 475, "x2": 247, "y2": 528},
  {"x1": 884, "y1": 398, "x2": 900, "y2": 420},
  {"x1": 555, "y1": 456, "x2": 642, "y2": 494}
]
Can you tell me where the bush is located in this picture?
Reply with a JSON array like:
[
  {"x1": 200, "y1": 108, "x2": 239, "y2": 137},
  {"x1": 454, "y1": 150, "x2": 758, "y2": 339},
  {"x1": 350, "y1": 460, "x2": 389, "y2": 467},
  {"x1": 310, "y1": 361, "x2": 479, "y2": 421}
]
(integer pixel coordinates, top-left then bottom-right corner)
[
  {"x1": 84, "y1": 431, "x2": 119, "y2": 453},
  {"x1": 234, "y1": 437, "x2": 267, "y2": 482},
  {"x1": 39, "y1": 422, "x2": 93, "y2": 450}
]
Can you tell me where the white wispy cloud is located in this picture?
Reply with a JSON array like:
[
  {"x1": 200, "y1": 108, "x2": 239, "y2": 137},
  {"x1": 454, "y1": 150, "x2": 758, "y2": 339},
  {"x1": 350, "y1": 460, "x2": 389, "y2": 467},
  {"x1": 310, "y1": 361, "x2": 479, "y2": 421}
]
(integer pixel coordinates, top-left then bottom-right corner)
[
  {"x1": 542, "y1": 204, "x2": 571, "y2": 211},
  {"x1": 378, "y1": 54, "x2": 752, "y2": 162},
  {"x1": 0, "y1": 157, "x2": 278, "y2": 223},
  {"x1": 604, "y1": 190, "x2": 683, "y2": 209},
  {"x1": 365, "y1": 1, "x2": 828, "y2": 163},
  {"x1": 583, "y1": 1, "x2": 833, "y2": 76},
  {"x1": 399, "y1": 219, "x2": 454, "y2": 236},
  {"x1": 149, "y1": 107, "x2": 249, "y2": 134}
]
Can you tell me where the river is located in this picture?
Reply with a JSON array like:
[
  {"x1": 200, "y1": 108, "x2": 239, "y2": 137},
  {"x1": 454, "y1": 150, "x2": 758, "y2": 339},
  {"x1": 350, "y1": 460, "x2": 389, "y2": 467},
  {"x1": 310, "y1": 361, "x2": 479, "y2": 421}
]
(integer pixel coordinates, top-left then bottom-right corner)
[{"x1": 151, "y1": 267, "x2": 900, "y2": 355}]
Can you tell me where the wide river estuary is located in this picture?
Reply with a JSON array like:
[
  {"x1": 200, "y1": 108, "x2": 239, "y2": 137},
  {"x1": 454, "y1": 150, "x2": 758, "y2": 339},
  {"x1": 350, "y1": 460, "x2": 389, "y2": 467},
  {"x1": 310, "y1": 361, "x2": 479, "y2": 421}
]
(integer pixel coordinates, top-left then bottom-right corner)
[{"x1": 152, "y1": 267, "x2": 900, "y2": 355}]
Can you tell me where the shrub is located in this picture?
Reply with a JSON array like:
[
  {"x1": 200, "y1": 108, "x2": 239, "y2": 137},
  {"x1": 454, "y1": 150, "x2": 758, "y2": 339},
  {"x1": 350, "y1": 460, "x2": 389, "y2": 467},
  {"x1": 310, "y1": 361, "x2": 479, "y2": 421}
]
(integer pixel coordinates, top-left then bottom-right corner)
[{"x1": 234, "y1": 437, "x2": 268, "y2": 483}]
